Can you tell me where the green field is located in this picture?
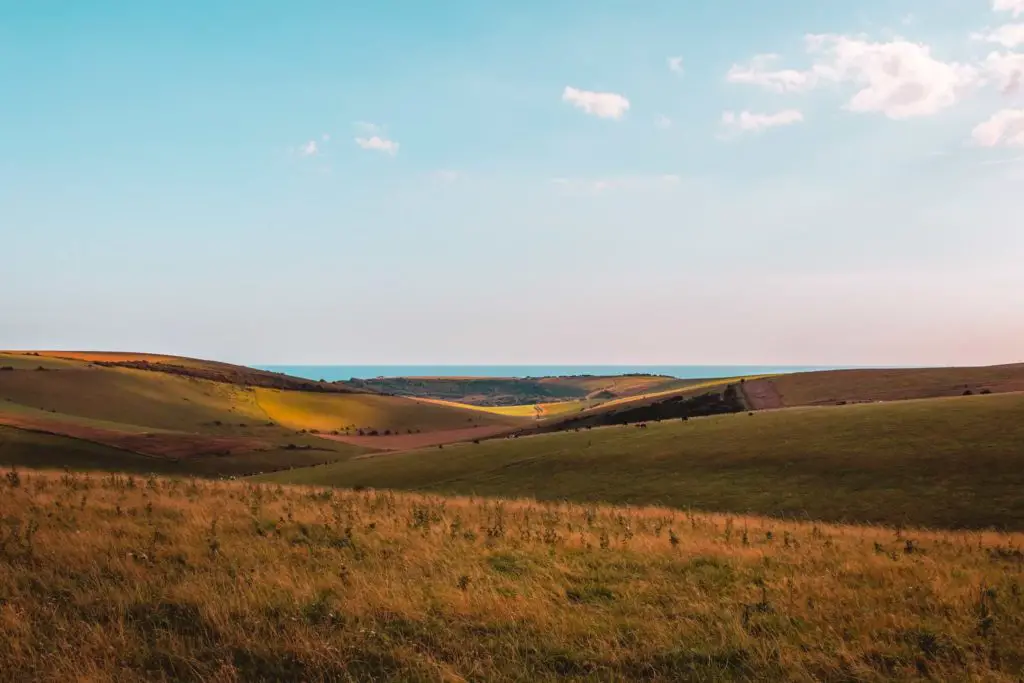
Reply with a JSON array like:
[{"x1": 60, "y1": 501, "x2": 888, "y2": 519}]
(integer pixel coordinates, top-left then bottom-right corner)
[
  {"x1": 262, "y1": 392, "x2": 1024, "y2": 530},
  {"x1": 766, "y1": 364, "x2": 1024, "y2": 406}
]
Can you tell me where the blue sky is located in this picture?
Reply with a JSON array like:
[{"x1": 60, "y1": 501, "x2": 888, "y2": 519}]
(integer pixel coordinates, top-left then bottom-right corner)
[{"x1": 2, "y1": 0, "x2": 1023, "y2": 365}]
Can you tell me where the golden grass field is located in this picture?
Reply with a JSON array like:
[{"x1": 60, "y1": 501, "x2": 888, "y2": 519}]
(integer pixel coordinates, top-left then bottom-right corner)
[
  {"x1": 2, "y1": 469, "x2": 1023, "y2": 682},
  {"x1": 253, "y1": 389, "x2": 520, "y2": 433},
  {"x1": 417, "y1": 397, "x2": 592, "y2": 418}
]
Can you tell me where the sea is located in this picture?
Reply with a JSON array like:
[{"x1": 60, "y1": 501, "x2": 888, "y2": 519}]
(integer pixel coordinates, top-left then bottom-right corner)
[{"x1": 256, "y1": 365, "x2": 850, "y2": 382}]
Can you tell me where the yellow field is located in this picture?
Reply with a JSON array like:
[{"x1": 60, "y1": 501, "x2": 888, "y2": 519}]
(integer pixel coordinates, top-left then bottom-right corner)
[
  {"x1": 415, "y1": 397, "x2": 592, "y2": 419},
  {"x1": 254, "y1": 389, "x2": 518, "y2": 433}
]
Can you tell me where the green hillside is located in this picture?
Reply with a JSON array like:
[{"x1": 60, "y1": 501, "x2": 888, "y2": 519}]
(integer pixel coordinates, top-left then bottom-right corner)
[{"x1": 261, "y1": 392, "x2": 1024, "y2": 530}]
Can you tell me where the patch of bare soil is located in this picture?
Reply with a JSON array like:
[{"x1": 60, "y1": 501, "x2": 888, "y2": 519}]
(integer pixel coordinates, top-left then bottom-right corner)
[
  {"x1": 0, "y1": 414, "x2": 268, "y2": 459},
  {"x1": 317, "y1": 425, "x2": 512, "y2": 452},
  {"x1": 741, "y1": 379, "x2": 784, "y2": 410}
]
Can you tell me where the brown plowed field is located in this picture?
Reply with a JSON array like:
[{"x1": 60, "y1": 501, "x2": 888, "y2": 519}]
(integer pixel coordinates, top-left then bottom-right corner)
[
  {"x1": 317, "y1": 425, "x2": 512, "y2": 452},
  {"x1": 0, "y1": 414, "x2": 268, "y2": 459},
  {"x1": 740, "y1": 379, "x2": 784, "y2": 410}
]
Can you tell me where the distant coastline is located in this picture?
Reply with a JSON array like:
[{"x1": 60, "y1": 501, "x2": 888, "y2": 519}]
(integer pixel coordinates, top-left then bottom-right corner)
[{"x1": 255, "y1": 365, "x2": 852, "y2": 382}]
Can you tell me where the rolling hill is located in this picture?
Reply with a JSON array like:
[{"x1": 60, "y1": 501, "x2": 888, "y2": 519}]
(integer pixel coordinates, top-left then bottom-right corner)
[
  {"x1": 341, "y1": 373, "x2": 685, "y2": 407},
  {"x1": 261, "y1": 391, "x2": 1024, "y2": 530},
  {"x1": 742, "y1": 364, "x2": 1024, "y2": 409},
  {"x1": 0, "y1": 351, "x2": 528, "y2": 476}
]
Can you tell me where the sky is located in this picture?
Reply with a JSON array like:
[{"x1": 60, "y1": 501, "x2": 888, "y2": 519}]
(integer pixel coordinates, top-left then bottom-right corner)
[{"x1": 2, "y1": 0, "x2": 1023, "y2": 366}]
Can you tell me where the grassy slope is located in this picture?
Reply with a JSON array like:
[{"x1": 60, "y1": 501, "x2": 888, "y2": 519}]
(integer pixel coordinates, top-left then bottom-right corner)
[
  {"x1": 770, "y1": 365, "x2": 1024, "y2": 406},
  {"x1": 254, "y1": 388, "x2": 522, "y2": 433},
  {"x1": 0, "y1": 355, "x2": 538, "y2": 475},
  {"x1": 0, "y1": 362, "x2": 359, "y2": 474},
  {"x1": 0, "y1": 426, "x2": 354, "y2": 476},
  {"x1": 263, "y1": 392, "x2": 1024, "y2": 530},
  {"x1": 0, "y1": 426, "x2": 162, "y2": 472},
  {"x1": 0, "y1": 364, "x2": 266, "y2": 431},
  {"x1": 3, "y1": 471, "x2": 1022, "y2": 682}
]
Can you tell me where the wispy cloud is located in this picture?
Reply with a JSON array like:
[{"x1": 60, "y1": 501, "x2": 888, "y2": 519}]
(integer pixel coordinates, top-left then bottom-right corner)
[
  {"x1": 551, "y1": 174, "x2": 681, "y2": 193},
  {"x1": 667, "y1": 56, "x2": 684, "y2": 75},
  {"x1": 562, "y1": 86, "x2": 630, "y2": 119},
  {"x1": 994, "y1": 0, "x2": 1024, "y2": 17},
  {"x1": 973, "y1": 23, "x2": 1024, "y2": 47},
  {"x1": 298, "y1": 140, "x2": 319, "y2": 157},
  {"x1": 972, "y1": 109, "x2": 1024, "y2": 147},
  {"x1": 353, "y1": 121, "x2": 382, "y2": 134},
  {"x1": 721, "y1": 109, "x2": 804, "y2": 136},
  {"x1": 655, "y1": 114, "x2": 672, "y2": 129},
  {"x1": 355, "y1": 135, "x2": 400, "y2": 155},
  {"x1": 727, "y1": 53, "x2": 822, "y2": 92}
]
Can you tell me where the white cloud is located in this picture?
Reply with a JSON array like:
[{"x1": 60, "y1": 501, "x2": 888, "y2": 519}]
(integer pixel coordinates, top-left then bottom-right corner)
[
  {"x1": 994, "y1": 0, "x2": 1024, "y2": 17},
  {"x1": 983, "y1": 51, "x2": 1024, "y2": 92},
  {"x1": 355, "y1": 136, "x2": 399, "y2": 155},
  {"x1": 972, "y1": 109, "x2": 1024, "y2": 147},
  {"x1": 562, "y1": 86, "x2": 630, "y2": 119},
  {"x1": 322, "y1": 133, "x2": 331, "y2": 142},
  {"x1": 668, "y1": 56, "x2": 684, "y2": 75},
  {"x1": 727, "y1": 54, "x2": 823, "y2": 92},
  {"x1": 812, "y1": 35, "x2": 978, "y2": 119},
  {"x1": 729, "y1": 36, "x2": 978, "y2": 119},
  {"x1": 974, "y1": 24, "x2": 1024, "y2": 47},
  {"x1": 655, "y1": 114, "x2": 672, "y2": 129},
  {"x1": 298, "y1": 140, "x2": 318, "y2": 157},
  {"x1": 721, "y1": 109, "x2": 804, "y2": 135}
]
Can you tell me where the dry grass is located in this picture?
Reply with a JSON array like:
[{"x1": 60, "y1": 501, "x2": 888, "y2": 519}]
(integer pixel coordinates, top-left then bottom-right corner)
[
  {"x1": 2, "y1": 469, "x2": 1023, "y2": 682},
  {"x1": 254, "y1": 389, "x2": 518, "y2": 434}
]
